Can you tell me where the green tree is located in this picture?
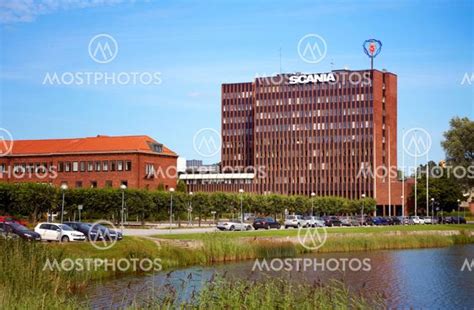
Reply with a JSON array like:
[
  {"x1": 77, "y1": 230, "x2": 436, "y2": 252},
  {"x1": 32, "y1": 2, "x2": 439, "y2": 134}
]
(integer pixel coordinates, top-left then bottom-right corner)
[
  {"x1": 412, "y1": 167, "x2": 464, "y2": 214},
  {"x1": 441, "y1": 116, "x2": 474, "y2": 189}
]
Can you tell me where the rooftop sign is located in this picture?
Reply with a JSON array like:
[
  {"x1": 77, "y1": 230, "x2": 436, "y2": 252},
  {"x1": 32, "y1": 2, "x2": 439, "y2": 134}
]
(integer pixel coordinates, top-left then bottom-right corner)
[{"x1": 288, "y1": 73, "x2": 336, "y2": 85}]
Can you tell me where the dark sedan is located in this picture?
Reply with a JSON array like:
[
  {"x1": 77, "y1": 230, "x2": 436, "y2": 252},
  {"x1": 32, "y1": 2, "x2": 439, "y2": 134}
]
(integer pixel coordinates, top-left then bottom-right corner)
[
  {"x1": 90, "y1": 223, "x2": 123, "y2": 241},
  {"x1": 324, "y1": 216, "x2": 343, "y2": 227},
  {"x1": 253, "y1": 217, "x2": 281, "y2": 230},
  {"x1": 2, "y1": 222, "x2": 41, "y2": 241},
  {"x1": 64, "y1": 222, "x2": 104, "y2": 241}
]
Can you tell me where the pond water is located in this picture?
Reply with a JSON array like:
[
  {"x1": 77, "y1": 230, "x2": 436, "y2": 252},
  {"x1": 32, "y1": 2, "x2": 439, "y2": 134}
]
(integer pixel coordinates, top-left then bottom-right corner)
[{"x1": 86, "y1": 244, "x2": 474, "y2": 309}]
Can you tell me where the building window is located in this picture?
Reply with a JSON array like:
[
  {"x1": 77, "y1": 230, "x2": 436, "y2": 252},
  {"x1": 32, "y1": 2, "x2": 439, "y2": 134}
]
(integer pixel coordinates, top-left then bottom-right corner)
[
  {"x1": 72, "y1": 162, "x2": 79, "y2": 172},
  {"x1": 58, "y1": 162, "x2": 64, "y2": 172},
  {"x1": 117, "y1": 161, "x2": 123, "y2": 171},
  {"x1": 110, "y1": 161, "x2": 116, "y2": 171},
  {"x1": 125, "y1": 161, "x2": 132, "y2": 171},
  {"x1": 121, "y1": 180, "x2": 128, "y2": 187},
  {"x1": 95, "y1": 161, "x2": 101, "y2": 171},
  {"x1": 90, "y1": 181, "x2": 97, "y2": 188},
  {"x1": 75, "y1": 181, "x2": 83, "y2": 188},
  {"x1": 87, "y1": 162, "x2": 93, "y2": 172},
  {"x1": 80, "y1": 161, "x2": 86, "y2": 172},
  {"x1": 103, "y1": 161, "x2": 109, "y2": 171},
  {"x1": 65, "y1": 162, "x2": 71, "y2": 172},
  {"x1": 105, "y1": 180, "x2": 113, "y2": 188}
]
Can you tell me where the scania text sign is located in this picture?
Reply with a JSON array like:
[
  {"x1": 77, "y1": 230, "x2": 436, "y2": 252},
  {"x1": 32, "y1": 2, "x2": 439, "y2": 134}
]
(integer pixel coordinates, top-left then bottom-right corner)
[{"x1": 288, "y1": 73, "x2": 336, "y2": 85}]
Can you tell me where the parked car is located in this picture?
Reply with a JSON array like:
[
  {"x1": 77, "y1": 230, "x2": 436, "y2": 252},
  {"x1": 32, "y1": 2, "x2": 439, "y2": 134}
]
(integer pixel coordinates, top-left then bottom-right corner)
[
  {"x1": 88, "y1": 223, "x2": 123, "y2": 241},
  {"x1": 397, "y1": 216, "x2": 409, "y2": 225},
  {"x1": 2, "y1": 222, "x2": 41, "y2": 241},
  {"x1": 64, "y1": 222, "x2": 110, "y2": 241},
  {"x1": 253, "y1": 217, "x2": 281, "y2": 230},
  {"x1": 0, "y1": 223, "x2": 19, "y2": 240},
  {"x1": 217, "y1": 219, "x2": 252, "y2": 231},
  {"x1": 34, "y1": 223, "x2": 85, "y2": 242},
  {"x1": 308, "y1": 216, "x2": 325, "y2": 227},
  {"x1": 348, "y1": 217, "x2": 361, "y2": 226},
  {"x1": 284, "y1": 215, "x2": 308, "y2": 229},
  {"x1": 363, "y1": 216, "x2": 374, "y2": 226},
  {"x1": 422, "y1": 216, "x2": 433, "y2": 224},
  {"x1": 340, "y1": 217, "x2": 352, "y2": 226},
  {"x1": 451, "y1": 216, "x2": 467, "y2": 224},
  {"x1": 390, "y1": 217, "x2": 402, "y2": 225},
  {"x1": 439, "y1": 216, "x2": 454, "y2": 224},
  {"x1": 408, "y1": 216, "x2": 425, "y2": 225},
  {"x1": 0, "y1": 215, "x2": 28, "y2": 226},
  {"x1": 323, "y1": 216, "x2": 343, "y2": 227},
  {"x1": 371, "y1": 217, "x2": 384, "y2": 226}
]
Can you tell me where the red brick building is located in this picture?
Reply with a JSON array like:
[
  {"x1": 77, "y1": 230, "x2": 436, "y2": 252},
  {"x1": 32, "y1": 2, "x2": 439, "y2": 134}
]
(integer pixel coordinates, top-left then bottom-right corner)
[
  {"x1": 0, "y1": 135, "x2": 178, "y2": 190},
  {"x1": 183, "y1": 69, "x2": 412, "y2": 215}
]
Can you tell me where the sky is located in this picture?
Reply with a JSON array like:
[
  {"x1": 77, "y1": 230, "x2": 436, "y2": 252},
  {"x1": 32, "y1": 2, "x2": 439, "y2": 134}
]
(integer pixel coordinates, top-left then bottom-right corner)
[{"x1": 0, "y1": 0, "x2": 472, "y2": 171}]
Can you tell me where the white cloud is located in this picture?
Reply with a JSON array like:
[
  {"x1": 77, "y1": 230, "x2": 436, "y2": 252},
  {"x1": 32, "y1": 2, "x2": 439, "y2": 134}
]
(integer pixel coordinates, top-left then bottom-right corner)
[{"x1": 0, "y1": 0, "x2": 130, "y2": 24}]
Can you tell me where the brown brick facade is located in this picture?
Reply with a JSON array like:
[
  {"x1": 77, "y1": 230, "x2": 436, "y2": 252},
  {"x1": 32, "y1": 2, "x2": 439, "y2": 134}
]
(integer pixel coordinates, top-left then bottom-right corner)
[
  {"x1": 0, "y1": 135, "x2": 178, "y2": 190},
  {"x1": 187, "y1": 69, "x2": 410, "y2": 215}
]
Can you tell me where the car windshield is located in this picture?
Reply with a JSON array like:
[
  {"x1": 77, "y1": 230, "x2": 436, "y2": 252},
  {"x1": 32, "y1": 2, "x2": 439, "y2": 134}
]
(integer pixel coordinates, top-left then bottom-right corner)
[
  {"x1": 80, "y1": 224, "x2": 91, "y2": 230},
  {"x1": 58, "y1": 224, "x2": 74, "y2": 231},
  {"x1": 287, "y1": 216, "x2": 296, "y2": 220},
  {"x1": 304, "y1": 216, "x2": 313, "y2": 220},
  {"x1": 265, "y1": 218, "x2": 274, "y2": 221},
  {"x1": 255, "y1": 218, "x2": 265, "y2": 221},
  {"x1": 10, "y1": 223, "x2": 28, "y2": 231}
]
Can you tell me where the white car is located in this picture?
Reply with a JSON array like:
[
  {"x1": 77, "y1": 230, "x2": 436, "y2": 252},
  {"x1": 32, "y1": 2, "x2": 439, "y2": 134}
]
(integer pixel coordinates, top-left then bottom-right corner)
[
  {"x1": 216, "y1": 219, "x2": 252, "y2": 231},
  {"x1": 304, "y1": 216, "x2": 325, "y2": 227},
  {"x1": 423, "y1": 216, "x2": 433, "y2": 224},
  {"x1": 284, "y1": 215, "x2": 308, "y2": 229},
  {"x1": 35, "y1": 222, "x2": 86, "y2": 242},
  {"x1": 409, "y1": 216, "x2": 425, "y2": 225}
]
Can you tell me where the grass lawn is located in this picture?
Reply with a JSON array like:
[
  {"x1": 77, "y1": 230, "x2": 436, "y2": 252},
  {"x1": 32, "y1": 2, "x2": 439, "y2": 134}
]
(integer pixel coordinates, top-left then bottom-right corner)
[{"x1": 153, "y1": 224, "x2": 474, "y2": 240}]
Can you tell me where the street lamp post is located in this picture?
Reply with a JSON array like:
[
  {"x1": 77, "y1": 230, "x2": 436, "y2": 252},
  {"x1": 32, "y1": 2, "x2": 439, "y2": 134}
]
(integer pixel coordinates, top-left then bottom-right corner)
[
  {"x1": 120, "y1": 184, "x2": 127, "y2": 233},
  {"x1": 457, "y1": 199, "x2": 461, "y2": 224},
  {"x1": 60, "y1": 184, "x2": 68, "y2": 224},
  {"x1": 401, "y1": 195, "x2": 404, "y2": 219},
  {"x1": 311, "y1": 192, "x2": 316, "y2": 217},
  {"x1": 169, "y1": 188, "x2": 175, "y2": 233},
  {"x1": 431, "y1": 198, "x2": 434, "y2": 224},
  {"x1": 239, "y1": 189, "x2": 244, "y2": 231},
  {"x1": 188, "y1": 191, "x2": 193, "y2": 226},
  {"x1": 361, "y1": 193, "x2": 366, "y2": 226}
]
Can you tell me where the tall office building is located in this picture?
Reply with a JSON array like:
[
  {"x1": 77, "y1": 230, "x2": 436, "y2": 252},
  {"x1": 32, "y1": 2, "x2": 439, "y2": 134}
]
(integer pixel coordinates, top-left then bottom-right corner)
[{"x1": 184, "y1": 69, "x2": 410, "y2": 215}]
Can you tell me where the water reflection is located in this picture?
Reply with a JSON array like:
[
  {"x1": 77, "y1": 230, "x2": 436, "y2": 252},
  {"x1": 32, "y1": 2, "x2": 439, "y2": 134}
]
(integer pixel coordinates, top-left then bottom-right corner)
[{"x1": 86, "y1": 245, "x2": 474, "y2": 309}]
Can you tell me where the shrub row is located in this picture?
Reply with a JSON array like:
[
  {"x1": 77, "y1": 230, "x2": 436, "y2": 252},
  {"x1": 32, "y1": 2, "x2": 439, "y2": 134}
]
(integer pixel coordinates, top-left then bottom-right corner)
[{"x1": 0, "y1": 183, "x2": 376, "y2": 223}]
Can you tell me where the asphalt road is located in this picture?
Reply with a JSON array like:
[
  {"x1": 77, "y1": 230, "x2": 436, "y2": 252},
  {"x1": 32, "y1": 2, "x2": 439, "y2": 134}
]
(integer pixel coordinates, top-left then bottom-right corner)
[{"x1": 124, "y1": 227, "x2": 216, "y2": 236}]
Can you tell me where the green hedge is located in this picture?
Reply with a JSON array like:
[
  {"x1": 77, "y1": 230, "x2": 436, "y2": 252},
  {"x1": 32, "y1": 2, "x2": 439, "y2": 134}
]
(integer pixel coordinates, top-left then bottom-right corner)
[{"x1": 0, "y1": 183, "x2": 376, "y2": 223}]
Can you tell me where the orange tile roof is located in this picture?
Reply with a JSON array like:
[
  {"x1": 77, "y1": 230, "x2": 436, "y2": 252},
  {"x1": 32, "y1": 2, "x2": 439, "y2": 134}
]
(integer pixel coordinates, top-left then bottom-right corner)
[{"x1": 0, "y1": 135, "x2": 177, "y2": 157}]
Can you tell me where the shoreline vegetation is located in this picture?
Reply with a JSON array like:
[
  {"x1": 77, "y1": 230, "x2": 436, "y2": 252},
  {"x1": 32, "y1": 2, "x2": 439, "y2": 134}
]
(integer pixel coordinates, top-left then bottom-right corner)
[{"x1": 1, "y1": 226, "x2": 473, "y2": 309}]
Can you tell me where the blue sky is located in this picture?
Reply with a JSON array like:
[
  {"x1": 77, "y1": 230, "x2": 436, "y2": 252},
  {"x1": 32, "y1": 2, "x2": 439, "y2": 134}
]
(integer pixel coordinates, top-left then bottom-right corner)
[{"x1": 0, "y1": 0, "x2": 472, "y2": 170}]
